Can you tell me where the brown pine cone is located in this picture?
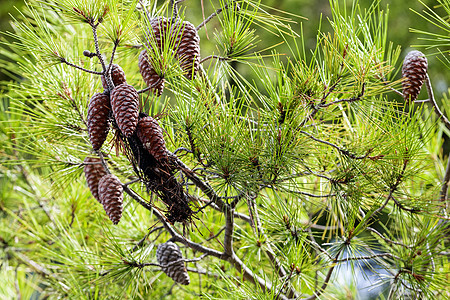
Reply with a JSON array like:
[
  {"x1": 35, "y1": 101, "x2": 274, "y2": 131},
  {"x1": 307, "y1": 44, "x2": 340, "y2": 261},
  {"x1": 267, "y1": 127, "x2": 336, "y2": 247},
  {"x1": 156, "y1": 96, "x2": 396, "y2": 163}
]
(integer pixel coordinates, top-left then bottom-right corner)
[
  {"x1": 98, "y1": 174, "x2": 123, "y2": 225},
  {"x1": 101, "y1": 64, "x2": 127, "y2": 90},
  {"x1": 87, "y1": 93, "x2": 111, "y2": 150},
  {"x1": 148, "y1": 17, "x2": 170, "y2": 50},
  {"x1": 83, "y1": 156, "x2": 108, "y2": 203},
  {"x1": 175, "y1": 21, "x2": 200, "y2": 79},
  {"x1": 138, "y1": 50, "x2": 165, "y2": 96},
  {"x1": 402, "y1": 50, "x2": 428, "y2": 101},
  {"x1": 156, "y1": 241, "x2": 190, "y2": 285},
  {"x1": 136, "y1": 115, "x2": 167, "y2": 162},
  {"x1": 110, "y1": 83, "x2": 140, "y2": 137}
]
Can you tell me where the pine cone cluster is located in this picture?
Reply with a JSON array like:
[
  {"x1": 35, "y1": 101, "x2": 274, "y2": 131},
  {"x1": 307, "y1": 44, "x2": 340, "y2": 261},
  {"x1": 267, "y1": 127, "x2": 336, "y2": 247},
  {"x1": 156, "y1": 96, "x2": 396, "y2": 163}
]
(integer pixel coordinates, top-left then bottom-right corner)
[
  {"x1": 138, "y1": 17, "x2": 201, "y2": 94},
  {"x1": 82, "y1": 16, "x2": 200, "y2": 226},
  {"x1": 83, "y1": 156, "x2": 107, "y2": 203},
  {"x1": 402, "y1": 50, "x2": 428, "y2": 102},
  {"x1": 136, "y1": 116, "x2": 168, "y2": 162},
  {"x1": 98, "y1": 173, "x2": 123, "y2": 225},
  {"x1": 87, "y1": 93, "x2": 111, "y2": 150},
  {"x1": 156, "y1": 241, "x2": 190, "y2": 285},
  {"x1": 101, "y1": 64, "x2": 127, "y2": 90},
  {"x1": 111, "y1": 83, "x2": 140, "y2": 137}
]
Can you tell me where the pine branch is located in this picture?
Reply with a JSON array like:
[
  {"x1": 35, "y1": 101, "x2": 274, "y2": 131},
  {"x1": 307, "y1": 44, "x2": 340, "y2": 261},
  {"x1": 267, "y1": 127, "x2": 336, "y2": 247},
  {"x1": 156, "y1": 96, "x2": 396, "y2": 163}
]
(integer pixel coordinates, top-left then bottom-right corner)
[
  {"x1": 426, "y1": 74, "x2": 450, "y2": 131},
  {"x1": 300, "y1": 130, "x2": 374, "y2": 160},
  {"x1": 319, "y1": 83, "x2": 365, "y2": 108},
  {"x1": 91, "y1": 23, "x2": 113, "y2": 92},
  {"x1": 298, "y1": 79, "x2": 341, "y2": 128},
  {"x1": 124, "y1": 254, "x2": 209, "y2": 269},
  {"x1": 168, "y1": 152, "x2": 228, "y2": 211},
  {"x1": 223, "y1": 207, "x2": 234, "y2": 257},
  {"x1": 199, "y1": 55, "x2": 230, "y2": 64},
  {"x1": 122, "y1": 185, "x2": 224, "y2": 258},
  {"x1": 59, "y1": 57, "x2": 103, "y2": 75}
]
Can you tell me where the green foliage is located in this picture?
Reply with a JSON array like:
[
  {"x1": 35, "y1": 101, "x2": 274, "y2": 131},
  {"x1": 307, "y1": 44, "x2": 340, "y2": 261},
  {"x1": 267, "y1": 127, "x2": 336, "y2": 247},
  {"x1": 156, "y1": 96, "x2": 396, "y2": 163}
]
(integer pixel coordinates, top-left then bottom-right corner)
[{"x1": 0, "y1": 0, "x2": 449, "y2": 299}]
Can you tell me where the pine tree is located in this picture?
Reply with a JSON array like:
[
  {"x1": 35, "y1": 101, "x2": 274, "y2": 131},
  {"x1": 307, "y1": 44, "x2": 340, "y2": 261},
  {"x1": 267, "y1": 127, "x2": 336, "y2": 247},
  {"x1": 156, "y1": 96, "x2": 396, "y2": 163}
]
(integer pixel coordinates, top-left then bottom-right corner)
[{"x1": 0, "y1": 0, "x2": 449, "y2": 299}]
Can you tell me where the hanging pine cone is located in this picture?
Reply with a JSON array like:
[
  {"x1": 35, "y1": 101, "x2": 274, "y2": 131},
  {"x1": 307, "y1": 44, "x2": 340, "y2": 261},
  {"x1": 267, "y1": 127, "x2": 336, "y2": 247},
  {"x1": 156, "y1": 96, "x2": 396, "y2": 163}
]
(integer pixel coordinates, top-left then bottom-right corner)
[
  {"x1": 156, "y1": 241, "x2": 190, "y2": 285},
  {"x1": 136, "y1": 115, "x2": 168, "y2": 162},
  {"x1": 110, "y1": 83, "x2": 140, "y2": 137},
  {"x1": 101, "y1": 64, "x2": 127, "y2": 90},
  {"x1": 402, "y1": 50, "x2": 428, "y2": 102},
  {"x1": 175, "y1": 21, "x2": 200, "y2": 79},
  {"x1": 83, "y1": 156, "x2": 108, "y2": 203},
  {"x1": 87, "y1": 93, "x2": 111, "y2": 150},
  {"x1": 98, "y1": 174, "x2": 123, "y2": 225},
  {"x1": 148, "y1": 17, "x2": 170, "y2": 50},
  {"x1": 138, "y1": 50, "x2": 165, "y2": 96}
]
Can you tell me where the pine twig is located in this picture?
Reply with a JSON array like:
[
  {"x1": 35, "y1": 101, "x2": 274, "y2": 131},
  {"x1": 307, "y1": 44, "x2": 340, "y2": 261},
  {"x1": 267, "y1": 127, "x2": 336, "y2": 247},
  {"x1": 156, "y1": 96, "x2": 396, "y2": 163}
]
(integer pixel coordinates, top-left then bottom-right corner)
[
  {"x1": 300, "y1": 130, "x2": 374, "y2": 160},
  {"x1": 59, "y1": 57, "x2": 103, "y2": 75},
  {"x1": 131, "y1": 226, "x2": 164, "y2": 252},
  {"x1": 199, "y1": 55, "x2": 229, "y2": 64},
  {"x1": 91, "y1": 23, "x2": 114, "y2": 92},
  {"x1": 196, "y1": 1, "x2": 238, "y2": 31},
  {"x1": 426, "y1": 74, "x2": 450, "y2": 131},
  {"x1": 298, "y1": 79, "x2": 341, "y2": 128},
  {"x1": 440, "y1": 155, "x2": 450, "y2": 215},
  {"x1": 223, "y1": 207, "x2": 234, "y2": 257},
  {"x1": 137, "y1": 77, "x2": 164, "y2": 94}
]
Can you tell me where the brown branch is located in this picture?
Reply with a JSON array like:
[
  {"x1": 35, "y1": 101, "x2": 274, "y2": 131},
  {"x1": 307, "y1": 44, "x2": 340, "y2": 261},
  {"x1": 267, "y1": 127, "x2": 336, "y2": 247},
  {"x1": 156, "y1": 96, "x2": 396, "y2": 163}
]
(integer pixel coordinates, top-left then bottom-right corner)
[
  {"x1": 298, "y1": 80, "x2": 341, "y2": 128},
  {"x1": 59, "y1": 57, "x2": 103, "y2": 75},
  {"x1": 91, "y1": 23, "x2": 113, "y2": 92},
  {"x1": 300, "y1": 130, "x2": 374, "y2": 160},
  {"x1": 426, "y1": 74, "x2": 450, "y2": 131},
  {"x1": 196, "y1": 1, "x2": 238, "y2": 31},
  {"x1": 199, "y1": 55, "x2": 230, "y2": 64},
  {"x1": 168, "y1": 152, "x2": 228, "y2": 211},
  {"x1": 223, "y1": 207, "x2": 234, "y2": 257},
  {"x1": 440, "y1": 153, "x2": 450, "y2": 216},
  {"x1": 122, "y1": 185, "x2": 224, "y2": 259}
]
